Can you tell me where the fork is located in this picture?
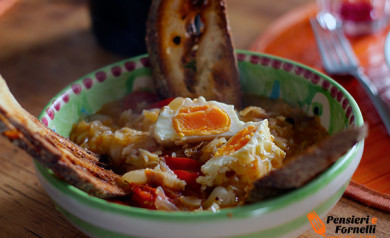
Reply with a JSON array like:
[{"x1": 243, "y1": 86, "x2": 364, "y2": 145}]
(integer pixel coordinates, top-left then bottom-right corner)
[
  {"x1": 306, "y1": 210, "x2": 326, "y2": 237},
  {"x1": 310, "y1": 17, "x2": 390, "y2": 135}
]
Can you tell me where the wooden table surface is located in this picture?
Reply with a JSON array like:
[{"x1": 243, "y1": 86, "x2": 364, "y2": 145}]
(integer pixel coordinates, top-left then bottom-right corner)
[{"x1": 0, "y1": 0, "x2": 389, "y2": 237}]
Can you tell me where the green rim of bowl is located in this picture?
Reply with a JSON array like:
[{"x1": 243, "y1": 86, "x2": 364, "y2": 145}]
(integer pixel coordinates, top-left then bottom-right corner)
[
  {"x1": 54, "y1": 183, "x2": 347, "y2": 238},
  {"x1": 36, "y1": 50, "x2": 364, "y2": 222}
]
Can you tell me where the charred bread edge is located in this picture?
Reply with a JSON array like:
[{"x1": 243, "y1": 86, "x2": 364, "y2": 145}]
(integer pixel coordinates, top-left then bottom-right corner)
[
  {"x1": 0, "y1": 76, "x2": 128, "y2": 198},
  {"x1": 246, "y1": 125, "x2": 368, "y2": 203}
]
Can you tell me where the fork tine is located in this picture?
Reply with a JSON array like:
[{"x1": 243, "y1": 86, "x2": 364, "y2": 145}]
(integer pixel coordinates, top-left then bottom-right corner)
[
  {"x1": 330, "y1": 31, "x2": 349, "y2": 69},
  {"x1": 310, "y1": 18, "x2": 334, "y2": 72},
  {"x1": 311, "y1": 18, "x2": 342, "y2": 73},
  {"x1": 335, "y1": 27, "x2": 359, "y2": 68}
]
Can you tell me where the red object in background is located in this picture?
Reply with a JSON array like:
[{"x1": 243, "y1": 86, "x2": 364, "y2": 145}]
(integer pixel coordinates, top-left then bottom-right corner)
[{"x1": 340, "y1": 1, "x2": 374, "y2": 22}]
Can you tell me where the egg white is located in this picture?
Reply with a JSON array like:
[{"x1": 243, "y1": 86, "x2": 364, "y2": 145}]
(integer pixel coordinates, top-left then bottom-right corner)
[
  {"x1": 196, "y1": 119, "x2": 286, "y2": 187},
  {"x1": 153, "y1": 97, "x2": 246, "y2": 145}
]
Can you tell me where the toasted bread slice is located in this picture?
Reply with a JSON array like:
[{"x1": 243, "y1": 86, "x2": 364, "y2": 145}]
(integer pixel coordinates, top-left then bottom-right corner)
[
  {"x1": 146, "y1": 0, "x2": 242, "y2": 108},
  {"x1": 0, "y1": 76, "x2": 129, "y2": 198},
  {"x1": 245, "y1": 125, "x2": 367, "y2": 203}
]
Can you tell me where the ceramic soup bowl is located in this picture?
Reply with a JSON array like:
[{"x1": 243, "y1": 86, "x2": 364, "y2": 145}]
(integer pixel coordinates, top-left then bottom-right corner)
[{"x1": 37, "y1": 50, "x2": 364, "y2": 238}]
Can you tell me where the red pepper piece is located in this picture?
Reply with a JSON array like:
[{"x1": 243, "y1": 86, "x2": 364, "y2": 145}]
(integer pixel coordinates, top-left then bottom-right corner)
[
  {"x1": 164, "y1": 157, "x2": 202, "y2": 172},
  {"x1": 173, "y1": 170, "x2": 200, "y2": 190},
  {"x1": 122, "y1": 91, "x2": 159, "y2": 111},
  {"x1": 130, "y1": 184, "x2": 157, "y2": 210},
  {"x1": 145, "y1": 97, "x2": 175, "y2": 109}
]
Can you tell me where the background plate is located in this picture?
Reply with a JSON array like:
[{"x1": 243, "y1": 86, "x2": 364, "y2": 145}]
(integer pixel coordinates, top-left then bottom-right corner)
[
  {"x1": 384, "y1": 31, "x2": 390, "y2": 69},
  {"x1": 250, "y1": 3, "x2": 390, "y2": 212}
]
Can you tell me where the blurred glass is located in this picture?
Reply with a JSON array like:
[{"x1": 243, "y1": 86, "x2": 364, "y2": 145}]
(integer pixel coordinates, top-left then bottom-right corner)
[
  {"x1": 89, "y1": 0, "x2": 152, "y2": 57},
  {"x1": 317, "y1": 0, "x2": 390, "y2": 36}
]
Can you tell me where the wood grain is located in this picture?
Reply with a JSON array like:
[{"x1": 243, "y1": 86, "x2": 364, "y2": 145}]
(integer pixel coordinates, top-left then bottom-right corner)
[
  {"x1": 0, "y1": 0, "x2": 388, "y2": 237},
  {"x1": 0, "y1": 0, "x2": 19, "y2": 17}
]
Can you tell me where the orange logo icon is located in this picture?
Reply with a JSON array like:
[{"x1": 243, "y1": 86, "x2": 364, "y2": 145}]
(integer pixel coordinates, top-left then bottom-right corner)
[
  {"x1": 307, "y1": 210, "x2": 326, "y2": 237},
  {"x1": 307, "y1": 210, "x2": 377, "y2": 238}
]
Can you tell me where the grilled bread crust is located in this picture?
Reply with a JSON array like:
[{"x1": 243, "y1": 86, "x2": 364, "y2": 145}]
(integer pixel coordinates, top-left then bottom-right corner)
[
  {"x1": 0, "y1": 76, "x2": 129, "y2": 198},
  {"x1": 146, "y1": 0, "x2": 242, "y2": 108}
]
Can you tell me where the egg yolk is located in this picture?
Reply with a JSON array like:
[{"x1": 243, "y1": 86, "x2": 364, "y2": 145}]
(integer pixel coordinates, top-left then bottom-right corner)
[
  {"x1": 215, "y1": 125, "x2": 256, "y2": 156},
  {"x1": 173, "y1": 105, "x2": 231, "y2": 136}
]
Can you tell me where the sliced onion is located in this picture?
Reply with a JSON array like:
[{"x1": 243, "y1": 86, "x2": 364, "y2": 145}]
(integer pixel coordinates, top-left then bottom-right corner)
[
  {"x1": 154, "y1": 187, "x2": 179, "y2": 211},
  {"x1": 179, "y1": 196, "x2": 202, "y2": 208},
  {"x1": 203, "y1": 186, "x2": 236, "y2": 208},
  {"x1": 122, "y1": 169, "x2": 147, "y2": 184}
]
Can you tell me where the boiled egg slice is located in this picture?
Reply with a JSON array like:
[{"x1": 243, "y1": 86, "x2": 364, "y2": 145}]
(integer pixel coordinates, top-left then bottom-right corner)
[
  {"x1": 153, "y1": 97, "x2": 246, "y2": 145},
  {"x1": 196, "y1": 119, "x2": 286, "y2": 188}
]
